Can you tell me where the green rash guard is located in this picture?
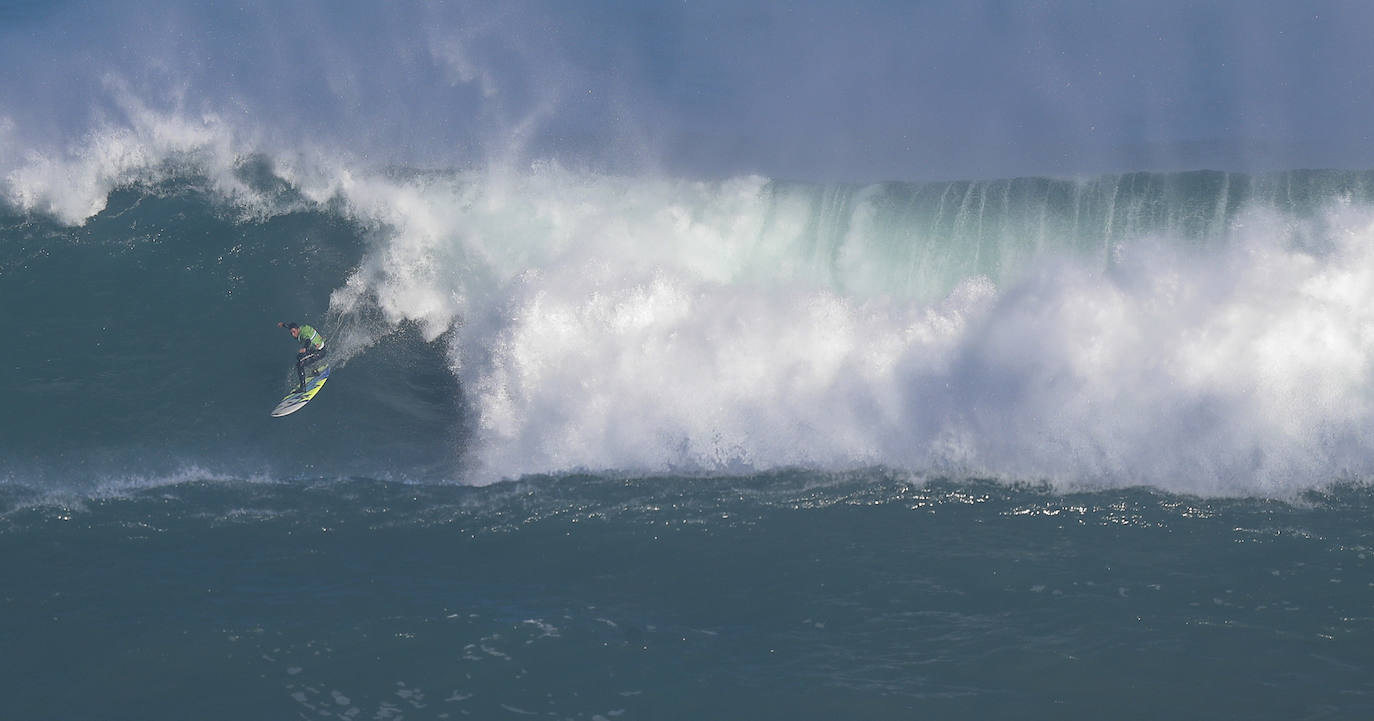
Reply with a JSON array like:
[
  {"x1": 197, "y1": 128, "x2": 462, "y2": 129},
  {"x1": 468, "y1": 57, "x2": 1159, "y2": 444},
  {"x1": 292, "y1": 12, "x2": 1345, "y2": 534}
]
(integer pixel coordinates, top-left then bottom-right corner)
[{"x1": 297, "y1": 325, "x2": 325, "y2": 351}]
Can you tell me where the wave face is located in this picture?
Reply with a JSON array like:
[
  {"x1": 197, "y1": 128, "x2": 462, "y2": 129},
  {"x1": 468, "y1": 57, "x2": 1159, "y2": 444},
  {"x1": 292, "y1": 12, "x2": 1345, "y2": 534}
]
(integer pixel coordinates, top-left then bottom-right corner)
[{"x1": 5, "y1": 162, "x2": 1374, "y2": 494}]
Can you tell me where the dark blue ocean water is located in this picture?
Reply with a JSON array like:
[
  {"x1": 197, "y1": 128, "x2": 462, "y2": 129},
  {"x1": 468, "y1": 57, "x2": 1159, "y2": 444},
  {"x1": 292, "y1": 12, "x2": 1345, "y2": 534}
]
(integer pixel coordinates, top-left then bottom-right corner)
[
  {"x1": 5, "y1": 473, "x2": 1374, "y2": 720},
  {"x1": 6, "y1": 167, "x2": 1374, "y2": 719}
]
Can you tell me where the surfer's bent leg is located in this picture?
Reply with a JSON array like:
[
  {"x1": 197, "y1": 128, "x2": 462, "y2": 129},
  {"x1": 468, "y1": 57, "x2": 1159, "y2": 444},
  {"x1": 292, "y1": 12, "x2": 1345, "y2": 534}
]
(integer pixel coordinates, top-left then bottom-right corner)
[{"x1": 297, "y1": 348, "x2": 326, "y2": 386}]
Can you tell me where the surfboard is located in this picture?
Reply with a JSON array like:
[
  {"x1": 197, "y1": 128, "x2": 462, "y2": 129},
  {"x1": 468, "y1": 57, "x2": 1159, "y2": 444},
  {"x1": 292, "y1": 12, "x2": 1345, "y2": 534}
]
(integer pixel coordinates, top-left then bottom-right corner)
[{"x1": 271, "y1": 363, "x2": 332, "y2": 417}]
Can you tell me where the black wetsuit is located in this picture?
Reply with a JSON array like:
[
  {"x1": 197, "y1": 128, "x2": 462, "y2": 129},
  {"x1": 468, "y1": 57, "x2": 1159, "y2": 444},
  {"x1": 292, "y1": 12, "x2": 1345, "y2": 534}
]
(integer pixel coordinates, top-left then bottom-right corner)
[{"x1": 294, "y1": 325, "x2": 327, "y2": 390}]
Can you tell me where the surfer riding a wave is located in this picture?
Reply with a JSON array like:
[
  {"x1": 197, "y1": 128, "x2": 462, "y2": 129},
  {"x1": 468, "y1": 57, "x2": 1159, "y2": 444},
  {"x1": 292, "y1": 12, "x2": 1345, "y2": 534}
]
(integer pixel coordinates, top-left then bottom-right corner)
[{"x1": 278, "y1": 321, "x2": 326, "y2": 393}]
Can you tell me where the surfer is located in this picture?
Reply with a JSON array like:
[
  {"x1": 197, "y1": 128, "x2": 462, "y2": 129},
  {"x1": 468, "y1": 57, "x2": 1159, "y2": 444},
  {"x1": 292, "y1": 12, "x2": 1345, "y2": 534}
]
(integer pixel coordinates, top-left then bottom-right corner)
[{"x1": 278, "y1": 321, "x2": 326, "y2": 392}]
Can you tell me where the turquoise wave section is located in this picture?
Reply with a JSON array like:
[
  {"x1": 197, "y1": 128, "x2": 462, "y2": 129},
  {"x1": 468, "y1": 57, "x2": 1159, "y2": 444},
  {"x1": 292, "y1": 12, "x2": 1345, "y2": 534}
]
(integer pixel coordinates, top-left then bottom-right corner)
[{"x1": 761, "y1": 169, "x2": 1374, "y2": 297}]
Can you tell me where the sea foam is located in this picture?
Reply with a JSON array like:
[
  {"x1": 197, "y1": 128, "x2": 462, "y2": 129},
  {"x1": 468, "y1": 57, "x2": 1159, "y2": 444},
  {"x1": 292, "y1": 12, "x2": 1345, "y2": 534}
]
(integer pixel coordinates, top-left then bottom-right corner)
[{"x1": 319, "y1": 163, "x2": 1374, "y2": 493}]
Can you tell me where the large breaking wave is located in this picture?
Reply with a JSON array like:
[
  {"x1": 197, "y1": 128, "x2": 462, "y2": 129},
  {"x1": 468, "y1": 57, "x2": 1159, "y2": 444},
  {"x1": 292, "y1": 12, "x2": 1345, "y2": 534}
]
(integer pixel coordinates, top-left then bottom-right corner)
[
  {"x1": 4, "y1": 114, "x2": 1374, "y2": 494},
  {"x1": 323, "y1": 163, "x2": 1374, "y2": 492}
]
